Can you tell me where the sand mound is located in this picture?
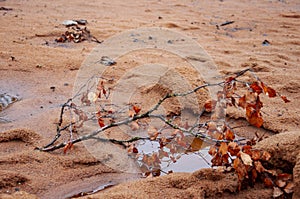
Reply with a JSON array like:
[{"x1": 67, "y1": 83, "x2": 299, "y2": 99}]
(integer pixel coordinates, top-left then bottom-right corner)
[{"x1": 0, "y1": 128, "x2": 41, "y2": 144}]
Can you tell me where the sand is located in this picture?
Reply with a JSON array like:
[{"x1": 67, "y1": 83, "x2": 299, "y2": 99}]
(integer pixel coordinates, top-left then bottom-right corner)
[{"x1": 0, "y1": 0, "x2": 299, "y2": 198}]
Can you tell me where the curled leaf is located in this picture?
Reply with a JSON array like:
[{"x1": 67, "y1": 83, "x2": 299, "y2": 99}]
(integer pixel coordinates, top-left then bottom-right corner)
[
  {"x1": 261, "y1": 151, "x2": 271, "y2": 161},
  {"x1": 225, "y1": 129, "x2": 235, "y2": 141},
  {"x1": 218, "y1": 142, "x2": 228, "y2": 156},
  {"x1": 204, "y1": 99, "x2": 216, "y2": 113},
  {"x1": 63, "y1": 142, "x2": 73, "y2": 154},
  {"x1": 246, "y1": 106, "x2": 263, "y2": 128},
  {"x1": 240, "y1": 151, "x2": 253, "y2": 166},
  {"x1": 273, "y1": 187, "x2": 284, "y2": 198},
  {"x1": 280, "y1": 95, "x2": 290, "y2": 103},
  {"x1": 133, "y1": 105, "x2": 141, "y2": 114},
  {"x1": 261, "y1": 81, "x2": 276, "y2": 97},
  {"x1": 250, "y1": 82, "x2": 263, "y2": 95},
  {"x1": 264, "y1": 177, "x2": 274, "y2": 188},
  {"x1": 283, "y1": 182, "x2": 294, "y2": 194}
]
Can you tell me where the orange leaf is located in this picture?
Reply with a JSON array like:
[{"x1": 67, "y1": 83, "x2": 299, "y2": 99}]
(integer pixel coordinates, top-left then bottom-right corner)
[
  {"x1": 219, "y1": 142, "x2": 228, "y2": 156},
  {"x1": 254, "y1": 161, "x2": 265, "y2": 173},
  {"x1": 251, "y1": 150, "x2": 261, "y2": 161},
  {"x1": 225, "y1": 129, "x2": 235, "y2": 141},
  {"x1": 261, "y1": 82, "x2": 276, "y2": 97},
  {"x1": 246, "y1": 106, "x2": 263, "y2": 128},
  {"x1": 275, "y1": 179, "x2": 286, "y2": 188},
  {"x1": 233, "y1": 158, "x2": 248, "y2": 182},
  {"x1": 190, "y1": 138, "x2": 204, "y2": 151},
  {"x1": 98, "y1": 118, "x2": 105, "y2": 127},
  {"x1": 133, "y1": 105, "x2": 141, "y2": 114},
  {"x1": 261, "y1": 151, "x2": 271, "y2": 161},
  {"x1": 277, "y1": 173, "x2": 292, "y2": 181},
  {"x1": 238, "y1": 95, "x2": 247, "y2": 109},
  {"x1": 228, "y1": 142, "x2": 240, "y2": 156},
  {"x1": 204, "y1": 100, "x2": 216, "y2": 113},
  {"x1": 264, "y1": 177, "x2": 273, "y2": 188},
  {"x1": 132, "y1": 147, "x2": 138, "y2": 153},
  {"x1": 250, "y1": 82, "x2": 263, "y2": 95},
  {"x1": 283, "y1": 182, "x2": 294, "y2": 194},
  {"x1": 208, "y1": 145, "x2": 217, "y2": 156},
  {"x1": 63, "y1": 142, "x2": 73, "y2": 154},
  {"x1": 280, "y1": 95, "x2": 290, "y2": 103}
]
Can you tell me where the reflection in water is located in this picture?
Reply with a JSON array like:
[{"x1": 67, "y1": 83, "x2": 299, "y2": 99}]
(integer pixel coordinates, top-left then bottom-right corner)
[{"x1": 134, "y1": 137, "x2": 212, "y2": 176}]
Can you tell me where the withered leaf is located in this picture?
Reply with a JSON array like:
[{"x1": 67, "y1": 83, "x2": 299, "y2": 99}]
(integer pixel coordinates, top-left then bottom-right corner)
[
  {"x1": 254, "y1": 161, "x2": 265, "y2": 173},
  {"x1": 277, "y1": 173, "x2": 292, "y2": 181},
  {"x1": 250, "y1": 82, "x2": 263, "y2": 95},
  {"x1": 251, "y1": 168, "x2": 258, "y2": 183},
  {"x1": 240, "y1": 151, "x2": 253, "y2": 166},
  {"x1": 233, "y1": 158, "x2": 248, "y2": 183},
  {"x1": 246, "y1": 106, "x2": 263, "y2": 128},
  {"x1": 261, "y1": 81, "x2": 276, "y2": 97},
  {"x1": 98, "y1": 118, "x2": 105, "y2": 127},
  {"x1": 204, "y1": 99, "x2": 216, "y2": 113},
  {"x1": 218, "y1": 142, "x2": 228, "y2": 156},
  {"x1": 280, "y1": 95, "x2": 290, "y2": 103},
  {"x1": 261, "y1": 151, "x2": 271, "y2": 161},
  {"x1": 242, "y1": 145, "x2": 252, "y2": 155},
  {"x1": 225, "y1": 129, "x2": 235, "y2": 141},
  {"x1": 190, "y1": 137, "x2": 204, "y2": 151},
  {"x1": 264, "y1": 177, "x2": 274, "y2": 188},
  {"x1": 211, "y1": 154, "x2": 222, "y2": 166},
  {"x1": 133, "y1": 105, "x2": 141, "y2": 114},
  {"x1": 228, "y1": 142, "x2": 240, "y2": 156},
  {"x1": 208, "y1": 145, "x2": 217, "y2": 156},
  {"x1": 283, "y1": 182, "x2": 294, "y2": 194},
  {"x1": 238, "y1": 95, "x2": 247, "y2": 109},
  {"x1": 273, "y1": 187, "x2": 284, "y2": 198},
  {"x1": 275, "y1": 179, "x2": 286, "y2": 188},
  {"x1": 251, "y1": 150, "x2": 261, "y2": 161},
  {"x1": 63, "y1": 142, "x2": 73, "y2": 154}
]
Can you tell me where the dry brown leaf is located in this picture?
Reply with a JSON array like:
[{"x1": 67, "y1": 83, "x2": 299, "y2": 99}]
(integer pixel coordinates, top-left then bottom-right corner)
[
  {"x1": 261, "y1": 151, "x2": 271, "y2": 161},
  {"x1": 273, "y1": 187, "x2": 284, "y2": 198},
  {"x1": 264, "y1": 177, "x2": 274, "y2": 188},
  {"x1": 219, "y1": 142, "x2": 228, "y2": 156},
  {"x1": 240, "y1": 151, "x2": 253, "y2": 166},
  {"x1": 254, "y1": 161, "x2": 265, "y2": 173},
  {"x1": 208, "y1": 145, "x2": 217, "y2": 156},
  {"x1": 261, "y1": 81, "x2": 276, "y2": 97},
  {"x1": 277, "y1": 173, "x2": 292, "y2": 181},
  {"x1": 225, "y1": 129, "x2": 235, "y2": 141},
  {"x1": 246, "y1": 106, "x2": 263, "y2": 128},
  {"x1": 275, "y1": 179, "x2": 286, "y2": 188},
  {"x1": 280, "y1": 95, "x2": 291, "y2": 103},
  {"x1": 283, "y1": 182, "x2": 294, "y2": 194},
  {"x1": 204, "y1": 99, "x2": 216, "y2": 113},
  {"x1": 98, "y1": 118, "x2": 105, "y2": 127},
  {"x1": 133, "y1": 105, "x2": 141, "y2": 114},
  {"x1": 190, "y1": 137, "x2": 204, "y2": 151},
  {"x1": 238, "y1": 95, "x2": 247, "y2": 109},
  {"x1": 251, "y1": 150, "x2": 261, "y2": 161},
  {"x1": 250, "y1": 82, "x2": 263, "y2": 95}
]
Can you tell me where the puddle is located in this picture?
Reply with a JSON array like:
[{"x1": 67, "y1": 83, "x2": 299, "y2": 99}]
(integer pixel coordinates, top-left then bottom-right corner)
[
  {"x1": 133, "y1": 135, "x2": 212, "y2": 176},
  {"x1": 138, "y1": 139, "x2": 211, "y2": 173}
]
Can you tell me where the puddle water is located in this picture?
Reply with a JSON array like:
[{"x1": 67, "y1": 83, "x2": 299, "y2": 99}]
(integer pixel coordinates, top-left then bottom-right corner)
[{"x1": 134, "y1": 135, "x2": 212, "y2": 176}]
